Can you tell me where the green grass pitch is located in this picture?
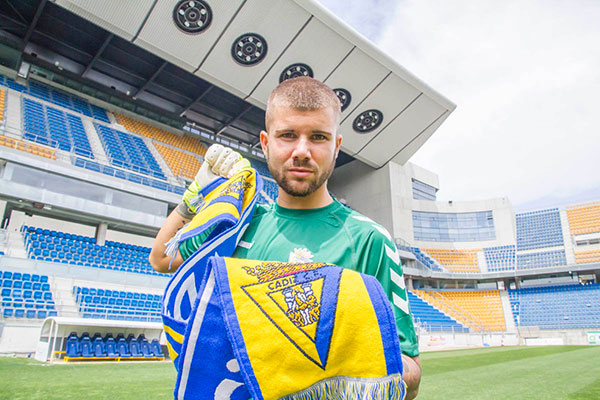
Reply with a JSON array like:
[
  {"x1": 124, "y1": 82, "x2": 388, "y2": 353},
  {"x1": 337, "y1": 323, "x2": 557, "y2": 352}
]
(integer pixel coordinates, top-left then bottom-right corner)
[{"x1": 0, "y1": 346, "x2": 599, "y2": 399}]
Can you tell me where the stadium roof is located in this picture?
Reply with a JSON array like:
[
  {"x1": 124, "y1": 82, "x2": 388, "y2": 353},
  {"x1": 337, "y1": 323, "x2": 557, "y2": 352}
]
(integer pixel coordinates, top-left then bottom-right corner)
[{"x1": 0, "y1": 0, "x2": 455, "y2": 168}]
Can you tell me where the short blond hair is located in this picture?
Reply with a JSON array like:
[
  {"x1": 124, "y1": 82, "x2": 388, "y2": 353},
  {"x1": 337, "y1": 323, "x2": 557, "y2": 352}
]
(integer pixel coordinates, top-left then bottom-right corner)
[{"x1": 265, "y1": 77, "x2": 341, "y2": 130}]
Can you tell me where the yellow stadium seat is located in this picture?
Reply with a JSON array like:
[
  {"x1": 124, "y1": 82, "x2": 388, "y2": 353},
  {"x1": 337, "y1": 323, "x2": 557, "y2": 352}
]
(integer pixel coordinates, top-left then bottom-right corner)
[
  {"x1": 567, "y1": 202, "x2": 600, "y2": 235},
  {"x1": 422, "y1": 248, "x2": 481, "y2": 273},
  {"x1": 113, "y1": 113, "x2": 207, "y2": 156},
  {"x1": 153, "y1": 142, "x2": 202, "y2": 180},
  {"x1": 414, "y1": 289, "x2": 506, "y2": 332}
]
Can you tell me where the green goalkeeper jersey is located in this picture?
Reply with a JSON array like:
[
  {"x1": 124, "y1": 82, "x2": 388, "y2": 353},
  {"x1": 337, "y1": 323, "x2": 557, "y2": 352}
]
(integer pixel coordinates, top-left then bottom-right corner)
[{"x1": 231, "y1": 200, "x2": 419, "y2": 357}]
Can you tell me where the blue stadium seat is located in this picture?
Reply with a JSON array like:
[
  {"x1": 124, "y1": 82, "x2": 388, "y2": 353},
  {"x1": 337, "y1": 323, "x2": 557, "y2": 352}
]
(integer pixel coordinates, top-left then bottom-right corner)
[
  {"x1": 150, "y1": 339, "x2": 164, "y2": 357},
  {"x1": 104, "y1": 334, "x2": 117, "y2": 357},
  {"x1": 139, "y1": 336, "x2": 152, "y2": 358},
  {"x1": 127, "y1": 334, "x2": 143, "y2": 357},
  {"x1": 66, "y1": 332, "x2": 80, "y2": 357},
  {"x1": 79, "y1": 333, "x2": 93, "y2": 357},
  {"x1": 116, "y1": 334, "x2": 131, "y2": 357},
  {"x1": 92, "y1": 333, "x2": 106, "y2": 357}
]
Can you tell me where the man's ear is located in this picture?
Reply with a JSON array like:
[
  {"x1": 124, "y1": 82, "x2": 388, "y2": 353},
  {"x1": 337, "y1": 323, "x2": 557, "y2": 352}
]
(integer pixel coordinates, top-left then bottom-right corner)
[
  {"x1": 260, "y1": 130, "x2": 269, "y2": 159},
  {"x1": 334, "y1": 133, "x2": 342, "y2": 159}
]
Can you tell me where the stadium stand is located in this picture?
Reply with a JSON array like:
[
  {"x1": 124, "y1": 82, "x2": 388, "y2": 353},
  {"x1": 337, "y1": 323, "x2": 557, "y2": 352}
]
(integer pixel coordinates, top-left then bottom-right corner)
[
  {"x1": 73, "y1": 285, "x2": 161, "y2": 322},
  {"x1": 250, "y1": 159, "x2": 272, "y2": 179},
  {"x1": 22, "y1": 98, "x2": 94, "y2": 158},
  {"x1": 0, "y1": 88, "x2": 5, "y2": 122},
  {"x1": 404, "y1": 247, "x2": 444, "y2": 271},
  {"x1": 407, "y1": 291, "x2": 468, "y2": 332},
  {"x1": 422, "y1": 248, "x2": 481, "y2": 273},
  {"x1": 484, "y1": 245, "x2": 516, "y2": 271},
  {"x1": 71, "y1": 157, "x2": 185, "y2": 195},
  {"x1": 574, "y1": 249, "x2": 600, "y2": 264},
  {"x1": 153, "y1": 142, "x2": 201, "y2": 181},
  {"x1": 0, "y1": 74, "x2": 110, "y2": 123},
  {"x1": 22, "y1": 226, "x2": 166, "y2": 277},
  {"x1": 566, "y1": 201, "x2": 600, "y2": 235},
  {"x1": 114, "y1": 112, "x2": 207, "y2": 156},
  {"x1": 262, "y1": 178, "x2": 279, "y2": 201},
  {"x1": 0, "y1": 134, "x2": 56, "y2": 159},
  {"x1": 64, "y1": 332, "x2": 164, "y2": 361},
  {"x1": 418, "y1": 290, "x2": 506, "y2": 331},
  {"x1": 516, "y1": 208, "x2": 564, "y2": 251},
  {"x1": 1, "y1": 269, "x2": 57, "y2": 319},
  {"x1": 516, "y1": 250, "x2": 567, "y2": 270},
  {"x1": 94, "y1": 124, "x2": 166, "y2": 180},
  {"x1": 509, "y1": 283, "x2": 600, "y2": 329}
]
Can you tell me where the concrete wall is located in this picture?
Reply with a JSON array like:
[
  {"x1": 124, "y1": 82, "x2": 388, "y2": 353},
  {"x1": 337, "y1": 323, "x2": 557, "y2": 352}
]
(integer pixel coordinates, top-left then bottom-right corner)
[
  {"x1": 517, "y1": 327, "x2": 598, "y2": 346},
  {"x1": 387, "y1": 160, "x2": 516, "y2": 248},
  {"x1": 0, "y1": 325, "x2": 41, "y2": 355},
  {"x1": 329, "y1": 160, "x2": 394, "y2": 233},
  {"x1": 419, "y1": 332, "x2": 519, "y2": 352}
]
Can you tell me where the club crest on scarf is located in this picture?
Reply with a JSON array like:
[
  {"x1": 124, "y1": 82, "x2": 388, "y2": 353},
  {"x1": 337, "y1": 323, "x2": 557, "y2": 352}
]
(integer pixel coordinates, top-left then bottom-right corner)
[
  {"x1": 241, "y1": 261, "x2": 341, "y2": 369},
  {"x1": 218, "y1": 175, "x2": 253, "y2": 200}
]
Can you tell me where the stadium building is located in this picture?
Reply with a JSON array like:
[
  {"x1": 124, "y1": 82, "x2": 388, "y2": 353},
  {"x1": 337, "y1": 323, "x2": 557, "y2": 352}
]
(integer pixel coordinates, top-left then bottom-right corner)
[{"x1": 0, "y1": 0, "x2": 598, "y2": 361}]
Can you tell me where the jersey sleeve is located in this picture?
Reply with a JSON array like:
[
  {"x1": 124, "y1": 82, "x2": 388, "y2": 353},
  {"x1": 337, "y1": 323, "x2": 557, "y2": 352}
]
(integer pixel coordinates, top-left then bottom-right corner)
[{"x1": 357, "y1": 227, "x2": 420, "y2": 357}]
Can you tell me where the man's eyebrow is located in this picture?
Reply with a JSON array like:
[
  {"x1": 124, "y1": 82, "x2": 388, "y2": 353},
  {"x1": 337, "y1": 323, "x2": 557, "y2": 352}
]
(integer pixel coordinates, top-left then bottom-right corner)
[{"x1": 312, "y1": 130, "x2": 332, "y2": 136}]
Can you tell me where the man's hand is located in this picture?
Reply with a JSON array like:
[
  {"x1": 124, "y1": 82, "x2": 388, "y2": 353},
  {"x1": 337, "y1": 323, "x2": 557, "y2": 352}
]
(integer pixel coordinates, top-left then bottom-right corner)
[
  {"x1": 402, "y1": 355, "x2": 421, "y2": 400},
  {"x1": 181, "y1": 144, "x2": 250, "y2": 215},
  {"x1": 150, "y1": 144, "x2": 251, "y2": 273}
]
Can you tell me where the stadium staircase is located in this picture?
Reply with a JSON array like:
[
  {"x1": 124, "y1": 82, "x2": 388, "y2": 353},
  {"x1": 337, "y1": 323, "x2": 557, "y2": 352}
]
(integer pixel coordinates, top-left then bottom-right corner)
[
  {"x1": 4, "y1": 229, "x2": 27, "y2": 259},
  {"x1": 143, "y1": 136, "x2": 178, "y2": 184},
  {"x1": 5, "y1": 89, "x2": 22, "y2": 135},
  {"x1": 560, "y1": 210, "x2": 576, "y2": 265},
  {"x1": 49, "y1": 276, "x2": 79, "y2": 317},
  {"x1": 499, "y1": 290, "x2": 517, "y2": 332},
  {"x1": 81, "y1": 118, "x2": 107, "y2": 161}
]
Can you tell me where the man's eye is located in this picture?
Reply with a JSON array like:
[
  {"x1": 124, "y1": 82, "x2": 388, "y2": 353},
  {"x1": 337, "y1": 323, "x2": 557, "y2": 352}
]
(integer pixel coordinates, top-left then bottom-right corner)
[
  {"x1": 312, "y1": 134, "x2": 327, "y2": 141},
  {"x1": 281, "y1": 133, "x2": 295, "y2": 138}
]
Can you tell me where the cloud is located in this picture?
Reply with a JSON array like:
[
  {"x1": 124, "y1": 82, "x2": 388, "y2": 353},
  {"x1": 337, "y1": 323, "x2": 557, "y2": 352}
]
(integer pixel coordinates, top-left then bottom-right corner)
[
  {"x1": 316, "y1": 0, "x2": 400, "y2": 41},
  {"x1": 376, "y1": 0, "x2": 600, "y2": 207}
]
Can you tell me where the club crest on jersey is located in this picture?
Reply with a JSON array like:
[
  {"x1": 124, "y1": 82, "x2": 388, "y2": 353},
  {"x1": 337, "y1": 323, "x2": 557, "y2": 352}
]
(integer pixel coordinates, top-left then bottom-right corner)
[
  {"x1": 288, "y1": 247, "x2": 314, "y2": 263},
  {"x1": 240, "y1": 261, "x2": 342, "y2": 369}
]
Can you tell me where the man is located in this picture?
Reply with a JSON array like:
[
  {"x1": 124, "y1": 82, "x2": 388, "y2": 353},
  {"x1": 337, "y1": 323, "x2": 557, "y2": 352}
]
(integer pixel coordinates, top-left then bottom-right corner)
[{"x1": 150, "y1": 77, "x2": 421, "y2": 399}]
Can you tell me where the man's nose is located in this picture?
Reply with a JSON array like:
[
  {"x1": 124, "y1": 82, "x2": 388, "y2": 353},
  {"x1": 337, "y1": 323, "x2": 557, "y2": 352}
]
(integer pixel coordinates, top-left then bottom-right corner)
[{"x1": 292, "y1": 136, "x2": 311, "y2": 159}]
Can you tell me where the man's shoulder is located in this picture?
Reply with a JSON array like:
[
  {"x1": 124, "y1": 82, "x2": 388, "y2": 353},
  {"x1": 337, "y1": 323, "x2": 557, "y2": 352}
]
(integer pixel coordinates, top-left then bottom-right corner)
[
  {"x1": 252, "y1": 203, "x2": 275, "y2": 218},
  {"x1": 335, "y1": 207, "x2": 395, "y2": 246}
]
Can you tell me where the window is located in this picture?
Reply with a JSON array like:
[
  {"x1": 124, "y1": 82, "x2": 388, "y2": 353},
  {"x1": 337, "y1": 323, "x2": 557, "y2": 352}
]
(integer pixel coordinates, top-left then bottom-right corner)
[
  {"x1": 413, "y1": 211, "x2": 495, "y2": 242},
  {"x1": 412, "y1": 179, "x2": 437, "y2": 201}
]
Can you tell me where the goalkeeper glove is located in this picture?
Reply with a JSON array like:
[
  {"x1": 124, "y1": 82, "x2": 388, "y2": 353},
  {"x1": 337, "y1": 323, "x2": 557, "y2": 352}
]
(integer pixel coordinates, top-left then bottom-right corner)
[{"x1": 180, "y1": 144, "x2": 251, "y2": 215}]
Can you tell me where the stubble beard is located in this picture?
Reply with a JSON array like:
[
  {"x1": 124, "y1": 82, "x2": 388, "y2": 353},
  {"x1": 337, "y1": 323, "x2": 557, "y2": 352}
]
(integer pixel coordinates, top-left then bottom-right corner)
[{"x1": 267, "y1": 153, "x2": 336, "y2": 198}]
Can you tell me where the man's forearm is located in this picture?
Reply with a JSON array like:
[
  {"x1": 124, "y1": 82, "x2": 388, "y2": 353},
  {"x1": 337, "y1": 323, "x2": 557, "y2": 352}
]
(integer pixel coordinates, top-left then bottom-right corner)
[
  {"x1": 402, "y1": 354, "x2": 421, "y2": 400},
  {"x1": 148, "y1": 204, "x2": 190, "y2": 273}
]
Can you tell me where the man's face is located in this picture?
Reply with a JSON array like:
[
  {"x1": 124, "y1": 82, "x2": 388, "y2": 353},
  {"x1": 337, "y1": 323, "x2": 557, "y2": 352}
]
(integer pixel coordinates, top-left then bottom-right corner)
[{"x1": 260, "y1": 106, "x2": 342, "y2": 198}]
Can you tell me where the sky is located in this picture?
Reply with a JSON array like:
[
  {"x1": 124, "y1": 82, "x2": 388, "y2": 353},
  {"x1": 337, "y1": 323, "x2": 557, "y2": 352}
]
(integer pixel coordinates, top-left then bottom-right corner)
[{"x1": 318, "y1": 0, "x2": 600, "y2": 211}]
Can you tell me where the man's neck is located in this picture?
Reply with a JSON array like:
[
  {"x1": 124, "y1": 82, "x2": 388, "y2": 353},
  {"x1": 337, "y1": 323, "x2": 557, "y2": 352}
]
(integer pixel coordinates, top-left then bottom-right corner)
[{"x1": 276, "y1": 185, "x2": 333, "y2": 209}]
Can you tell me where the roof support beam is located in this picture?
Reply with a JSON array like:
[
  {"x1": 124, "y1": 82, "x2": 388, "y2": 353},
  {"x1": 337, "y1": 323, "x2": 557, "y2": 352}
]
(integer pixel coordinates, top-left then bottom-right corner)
[
  {"x1": 132, "y1": 60, "x2": 167, "y2": 97},
  {"x1": 5, "y1": 0, "x2": 27, "y2": 24},
  {"x1": 214, "y1": 104, "x2": 252, "y2": 137},
  {"x1": 82, "y1": 33, "x2": 113, "y2": 77},
  {"x1": 22, "y1": 0, "x2": 47, "y2": 48},
  {"x1": 179, "y1": 85, "x2": 213, "y2": 116}
]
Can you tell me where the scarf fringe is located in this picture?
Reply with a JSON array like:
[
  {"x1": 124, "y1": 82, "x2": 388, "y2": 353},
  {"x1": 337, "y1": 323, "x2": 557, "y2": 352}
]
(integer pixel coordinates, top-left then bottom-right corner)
[
  {"x1": 164, "y1": 225, "x2": 186, "y2": 259},
  {"x1": 280, "y1": 374, "x2": 406, "y2": 400},
  {"x1": 187, "y1": 192, "x2": 205, "y2": 211}
]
